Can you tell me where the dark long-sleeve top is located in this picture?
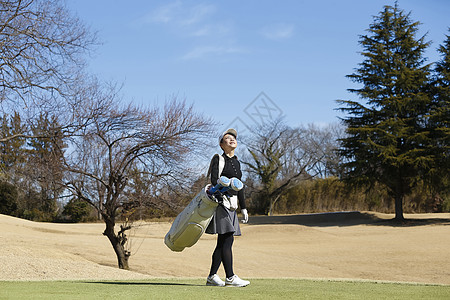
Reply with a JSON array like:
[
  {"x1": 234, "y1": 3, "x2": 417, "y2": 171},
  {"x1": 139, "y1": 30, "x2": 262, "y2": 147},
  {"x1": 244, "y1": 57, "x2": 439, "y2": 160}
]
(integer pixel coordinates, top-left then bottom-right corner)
[{"x1": 210, "y1": 153, "x2": 246, "y2": 209}]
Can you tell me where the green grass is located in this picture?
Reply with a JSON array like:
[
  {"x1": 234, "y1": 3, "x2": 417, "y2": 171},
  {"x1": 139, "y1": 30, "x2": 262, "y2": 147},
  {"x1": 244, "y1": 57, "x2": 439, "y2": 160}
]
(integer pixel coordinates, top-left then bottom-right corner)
[{"x1": 0, "y1": 278, "x2": 449, "y2": 300}]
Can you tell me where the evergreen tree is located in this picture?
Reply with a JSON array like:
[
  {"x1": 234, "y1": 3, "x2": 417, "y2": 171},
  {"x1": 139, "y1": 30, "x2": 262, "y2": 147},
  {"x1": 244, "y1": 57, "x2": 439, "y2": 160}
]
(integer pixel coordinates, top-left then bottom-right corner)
[
  {"x1": 63, "y1": 197, "x2": 92, "y2": 222},
  {"x1": 26, "y1": 113, "x2": 66, "y2": 219},
  {"x1": 0, "y1": 112, "x2": 26, "y2": 181},
  {"x1": 337, "y1": 3, "x2": 433, "y2": 220},
  {"x1": 0, "y1": 180, "x2": 18, "y2": 215},
  {"x1": 429, "y1": 30, "x2": 450, "y2": 199}
]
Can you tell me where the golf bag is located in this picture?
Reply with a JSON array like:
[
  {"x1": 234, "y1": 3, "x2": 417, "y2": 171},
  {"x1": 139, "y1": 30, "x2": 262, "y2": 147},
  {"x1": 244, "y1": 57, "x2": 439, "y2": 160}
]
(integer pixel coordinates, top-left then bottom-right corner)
[
  {"x1": 164, "y1": 185, "x2": 218, "y2": 252},
  {"x1": 164, "y1": 176, "x2": 243, "y2": 252}
]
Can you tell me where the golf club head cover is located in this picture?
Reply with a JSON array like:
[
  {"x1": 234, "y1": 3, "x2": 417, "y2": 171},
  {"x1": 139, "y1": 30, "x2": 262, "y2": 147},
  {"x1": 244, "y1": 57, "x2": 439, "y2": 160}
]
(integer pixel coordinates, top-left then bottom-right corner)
[
  {"x1": 229, "y1": 177, "x2": 244, "y2": 191},
  {"x1": 218, "y1": 177, "x2": 243, "y2": 193},
  {"x1": 208, "y1": 176, "x2": 231, "y2": 194}
]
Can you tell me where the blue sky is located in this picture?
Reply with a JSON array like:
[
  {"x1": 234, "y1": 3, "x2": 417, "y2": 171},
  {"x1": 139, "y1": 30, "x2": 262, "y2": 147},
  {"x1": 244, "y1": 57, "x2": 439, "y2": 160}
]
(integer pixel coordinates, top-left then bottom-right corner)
[{"x1": 68, "y1": 0, "x2": 449, "y2": 133}]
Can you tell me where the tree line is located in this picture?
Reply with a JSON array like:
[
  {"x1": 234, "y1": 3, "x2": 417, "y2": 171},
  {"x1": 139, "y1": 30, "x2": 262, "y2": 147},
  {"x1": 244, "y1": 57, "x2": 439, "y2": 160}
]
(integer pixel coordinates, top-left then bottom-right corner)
[{"x1": 0, "y1": 1, "x2": 448, "y2": 269}]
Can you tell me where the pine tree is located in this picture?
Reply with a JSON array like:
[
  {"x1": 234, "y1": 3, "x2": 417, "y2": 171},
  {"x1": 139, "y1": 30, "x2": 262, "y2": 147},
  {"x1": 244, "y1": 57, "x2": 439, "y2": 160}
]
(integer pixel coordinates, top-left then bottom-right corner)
[
  {"x1": 337, "y1": 3, "x2": 433, "y2": 220},
  {"x1": 0, "y1": 112, "x2": 26, "y2": 181},
  {"x1": 429, "y1": 30, "x2": 450, "y2": 199},
  {"x1": 27, "y1": 113, "x2": 66, "y2": 219}
]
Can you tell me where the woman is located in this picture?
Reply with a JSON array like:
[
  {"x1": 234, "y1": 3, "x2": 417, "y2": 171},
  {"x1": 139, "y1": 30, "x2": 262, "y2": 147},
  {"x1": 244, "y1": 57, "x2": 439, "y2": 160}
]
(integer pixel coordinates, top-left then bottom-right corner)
[{"x1": 205, "y1": 128, "x2": 250, "y2": 287}]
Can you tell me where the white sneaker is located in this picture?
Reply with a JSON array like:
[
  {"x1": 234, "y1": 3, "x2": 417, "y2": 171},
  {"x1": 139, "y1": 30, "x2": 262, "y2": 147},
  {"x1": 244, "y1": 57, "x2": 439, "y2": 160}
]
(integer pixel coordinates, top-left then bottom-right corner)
[
  {"x1": 206, "y1": 274, "x2": 225, "y2": 287},
  {"x1": 225, "y1": 275, "x2": 250, "y2": 287}
]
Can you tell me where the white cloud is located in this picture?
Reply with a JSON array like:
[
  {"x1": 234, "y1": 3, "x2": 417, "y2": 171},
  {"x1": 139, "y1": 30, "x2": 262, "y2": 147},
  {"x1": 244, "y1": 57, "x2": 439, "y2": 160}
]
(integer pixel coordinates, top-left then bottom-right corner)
[
  {"x1": 139, "y1": 2, "x2": 242, "y2": 60},
  {"x1": 145, "y1": 1, "x2": 182, "y2": 24},
  {"x1": 189, "y1": 23, "x2": 232, "y2": 37},
  {"x1": 181, "y1": 45, "x2": 245, "y2": 60},
  {"x1": 190, "y1": 26, "x2": 211, "y2": 37},
  {"x1": 143, "y1": 1, "x2": 216, "y2": 27},
  {"x1": 181, "y1": 3, "x2": 216, "y2": 26},
  {"x1": 261, "y1": 23, "x2": 295, "y2": 40}
]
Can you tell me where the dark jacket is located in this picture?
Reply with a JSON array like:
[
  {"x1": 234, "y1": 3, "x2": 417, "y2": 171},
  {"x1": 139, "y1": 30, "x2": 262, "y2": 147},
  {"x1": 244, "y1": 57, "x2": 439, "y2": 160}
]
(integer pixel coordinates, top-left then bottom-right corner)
[{"x1": 210, "y1": 153, "x2": 246, "y2": 209}]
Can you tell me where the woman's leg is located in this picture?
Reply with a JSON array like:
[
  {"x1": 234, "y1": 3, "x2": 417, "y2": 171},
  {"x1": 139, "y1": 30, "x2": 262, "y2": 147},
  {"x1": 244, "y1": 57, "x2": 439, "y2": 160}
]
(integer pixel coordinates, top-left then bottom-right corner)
[
  {"x1": 209, "y1": 236, "x2": 223, "y2": 276},
  {"x1": 221, "y1": 232, "x2": 235, "y2": 278},
  {"x1": 209, "y1": 232, "x2": 234, "y2": 277}
]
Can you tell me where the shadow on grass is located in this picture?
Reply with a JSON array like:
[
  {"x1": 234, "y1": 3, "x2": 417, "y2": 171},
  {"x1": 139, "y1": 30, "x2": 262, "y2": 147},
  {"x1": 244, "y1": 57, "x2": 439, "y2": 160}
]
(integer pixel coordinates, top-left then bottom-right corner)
[
  {"x1": 83, "y1": 281, "x2": 203, "y2": 287},
  {"x1": 247, "y1": 211, "x2": 450, "y2": 227}
]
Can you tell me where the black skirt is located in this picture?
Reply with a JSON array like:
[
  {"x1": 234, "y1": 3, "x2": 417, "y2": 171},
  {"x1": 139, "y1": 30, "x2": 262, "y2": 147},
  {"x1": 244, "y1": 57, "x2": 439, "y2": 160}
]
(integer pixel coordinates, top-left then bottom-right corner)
[{"x1": 205, "y1": 205, "x2": 241, "y2": 236}]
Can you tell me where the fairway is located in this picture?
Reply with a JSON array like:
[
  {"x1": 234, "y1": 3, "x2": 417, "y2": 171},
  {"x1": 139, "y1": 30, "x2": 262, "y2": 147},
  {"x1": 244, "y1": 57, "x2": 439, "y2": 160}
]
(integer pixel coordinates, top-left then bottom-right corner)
[{"x1": 1, "y1": 279, "x2": 449, "y2": 300}]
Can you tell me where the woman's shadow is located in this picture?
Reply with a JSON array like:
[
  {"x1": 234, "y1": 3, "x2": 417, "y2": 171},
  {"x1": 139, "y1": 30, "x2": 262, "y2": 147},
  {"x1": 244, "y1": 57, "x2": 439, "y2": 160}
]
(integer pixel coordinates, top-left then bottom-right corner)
[{"x1": 83, "y1": 281, "x2": 203, "y2": 287}]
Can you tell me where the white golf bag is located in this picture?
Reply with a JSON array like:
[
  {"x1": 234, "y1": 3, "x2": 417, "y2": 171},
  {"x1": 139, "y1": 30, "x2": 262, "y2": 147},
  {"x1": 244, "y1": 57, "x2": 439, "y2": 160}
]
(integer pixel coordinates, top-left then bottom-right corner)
[
  {"x1": 164, "y1": 176, "x2": 243, "y2": 252},
  {"x1": 164, "y1": 185, "x2": 218, "y2": 252}
]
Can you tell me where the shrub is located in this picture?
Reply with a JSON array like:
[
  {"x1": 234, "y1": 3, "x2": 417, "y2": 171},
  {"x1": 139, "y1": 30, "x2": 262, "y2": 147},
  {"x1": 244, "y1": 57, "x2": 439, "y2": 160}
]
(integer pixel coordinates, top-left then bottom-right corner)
[
  {"x1": 257, "y1": 178, "x2": 449, "y2": 215},
  {"x1": 0, "y1": 181, "x2": 18, "y2": 215},
  {"x1": 62, "y1": 198, "x2": 92, "y2": 223}
]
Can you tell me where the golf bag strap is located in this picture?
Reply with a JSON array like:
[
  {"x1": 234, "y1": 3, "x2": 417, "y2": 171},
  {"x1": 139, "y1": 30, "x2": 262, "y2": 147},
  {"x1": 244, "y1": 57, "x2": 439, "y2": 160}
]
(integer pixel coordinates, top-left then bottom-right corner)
[
  {"x1": 207, "y1": 154, "x2": 225, "y2": 180},
  {"x1": 218, "y1": 154, "x2": 225, "y2": 176}
]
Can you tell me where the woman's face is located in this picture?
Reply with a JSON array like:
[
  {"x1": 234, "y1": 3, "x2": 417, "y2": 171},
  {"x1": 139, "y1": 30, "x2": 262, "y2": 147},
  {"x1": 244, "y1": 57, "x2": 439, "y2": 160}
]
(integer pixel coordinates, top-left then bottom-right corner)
[{"x1": 221, "y1": 134, "x2": 237, "y2": 151}]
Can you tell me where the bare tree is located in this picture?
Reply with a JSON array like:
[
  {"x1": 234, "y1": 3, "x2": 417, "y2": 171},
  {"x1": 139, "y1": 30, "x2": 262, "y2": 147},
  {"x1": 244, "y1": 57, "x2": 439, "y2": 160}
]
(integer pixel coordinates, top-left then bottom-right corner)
[
  {"x1": 242, "y1": 119, "x2": 339, "y2": 215},
  {"x1": 298, "y1": 123, "x2": 345, "y2": 178},
  {"x1": 61, "y1": 85, "x2": 214, "y2": 269},
  {"x1": 0, "y1": 0, "x2": 96, "y2": 105},
  {"x1": 1, "y1": 0, "x2": 98, "y2": 153}
]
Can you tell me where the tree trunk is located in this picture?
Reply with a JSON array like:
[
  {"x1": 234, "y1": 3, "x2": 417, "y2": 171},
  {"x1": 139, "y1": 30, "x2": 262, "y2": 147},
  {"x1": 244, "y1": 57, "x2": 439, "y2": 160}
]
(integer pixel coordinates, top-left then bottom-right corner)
[
  {"x1": 103, "y1": 217, "x2": 130, "y2": 269},
  {"x1": 394, "y1": 193, "x2": 405, "y2": 221},
  {"x1": 268, "y1": 194, "x2": 282, "y2": 216}
]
